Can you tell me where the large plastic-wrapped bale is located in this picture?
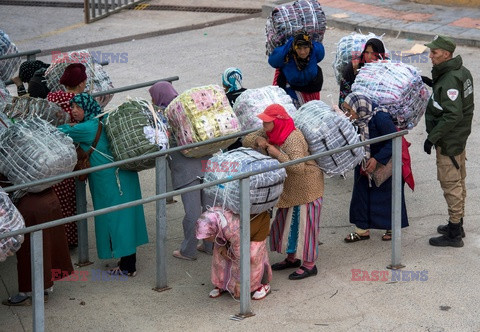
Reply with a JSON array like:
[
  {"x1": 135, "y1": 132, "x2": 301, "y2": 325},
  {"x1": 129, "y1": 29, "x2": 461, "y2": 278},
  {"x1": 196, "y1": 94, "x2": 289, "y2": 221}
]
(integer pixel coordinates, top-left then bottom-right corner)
[
  {"x1": 0, "y1": 30, "x2": 21, "y2": 82},
  {"x1": 0, "y1": 111, "x2": 12, "y2": 134},
  {"x1": 265, "y1": 0, "x2": 326, "y2": 55},
  {"x1": 203, "y1": 148, "x2": 286, "y2": 214},
  {"x1": 45, "y1": 50, "x2": 114, "y2": 108},
  {"x1": 3, "y1": 96, "x2": 70, "y2": 126},
  {"x1": 105, "y1": 98, "x2": 169, "y2": 171},
  {"x1": 165, "y1": 84, "x2": 240, "y2": 158},
  {"x1": 233, "y1": 85, "x2": 296, "y2": 130},
  {"x1": 332, "y1": 32, "x2": 388, "y2": 85},
  {"x1": 0, "y1": 80, "x2": 12, "y2": 111},
  {"x1": 352, "y1": 61, "x2": 429, "y2": 129},
  {"x1": 0, "y1": 117, "x2": 77, "y2": 192},
  {"x1": 0, "y1": 188, "x2": 25, "y2": 262},
  {"x1": 292, "y1": 100, "x2": 364, "y2": 177}
]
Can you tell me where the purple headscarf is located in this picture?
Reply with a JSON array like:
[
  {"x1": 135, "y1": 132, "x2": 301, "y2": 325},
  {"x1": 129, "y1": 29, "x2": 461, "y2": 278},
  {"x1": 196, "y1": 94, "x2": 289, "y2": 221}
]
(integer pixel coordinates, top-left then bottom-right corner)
[{"x1": 148, "y1": 81, "x2": 178, "y2": 108}]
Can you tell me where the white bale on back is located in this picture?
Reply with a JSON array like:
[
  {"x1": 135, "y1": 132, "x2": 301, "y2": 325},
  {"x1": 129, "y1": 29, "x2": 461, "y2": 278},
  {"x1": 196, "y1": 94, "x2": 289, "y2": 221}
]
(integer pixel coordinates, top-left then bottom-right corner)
[
  {"x1": 3, "y1": 96, "x2": 70, "y2": 126},
  {"x1": 0, "y1": 30, "x2": 21, "y2": 82},
  {"x1": 265, "y1": 0, "x2": 326, "y2": 55},
  {"x1": 165, "y1": 84, "x2": 241, "y2": 158},
  {"x1": 203, "y1": 147, "x2": 286, "y2": 214},
  {"x1": 292, "y1": 100, "x2": 364, "y2": 176},
  {"x1": 0, "y1": 117, "x2": 77, "y2": 192},
  {"x1": 0, "y1": 188, "x2": 25, "y2": 262},
  {"x1": 232, "y1": 85, "x2": 296, "y2": 130},
  {"x1": 352, "y1": 61, "x2": 429, "y2": 129}
]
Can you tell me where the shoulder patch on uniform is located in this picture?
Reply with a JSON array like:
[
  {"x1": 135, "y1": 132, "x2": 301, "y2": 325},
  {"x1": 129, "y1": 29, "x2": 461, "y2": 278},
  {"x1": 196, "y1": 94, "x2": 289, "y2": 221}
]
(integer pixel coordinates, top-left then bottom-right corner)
[{"x1": 447, "y1": 89, "x2": 459, "y2": 101}]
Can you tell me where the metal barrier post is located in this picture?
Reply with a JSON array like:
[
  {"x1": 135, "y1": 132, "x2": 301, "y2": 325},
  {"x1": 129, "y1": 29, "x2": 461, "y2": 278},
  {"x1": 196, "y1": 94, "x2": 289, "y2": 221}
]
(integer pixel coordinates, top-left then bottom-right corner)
[
  {"x1": 153, "y1": 155, "x2": 169, "y2": 291},
  {"x1": 75, "y1": 179, "x2": 93, "y2": 266},
  {"x1": 388, "y1": 136, "x2": 405, "y2": 269},
  {"x1": 238, "y1": 177, "x2": 253, "y2": 317},
  {"x1": 31, "y1": 230, "x2": 45, "y2": 332}
]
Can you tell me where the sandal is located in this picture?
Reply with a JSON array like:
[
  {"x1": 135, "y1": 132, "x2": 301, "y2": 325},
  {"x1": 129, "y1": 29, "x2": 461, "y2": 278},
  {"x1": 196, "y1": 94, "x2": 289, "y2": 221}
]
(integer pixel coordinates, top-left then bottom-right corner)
[
  {"x1": 107, "y1": 266, "x2": 137, "y2": 277},
  {"x1": 172, "y1": 250, "x2": 196, "y2": 261},
  {"x1": 344, "y1": 232, "x2": 370, "y2": 243},
  {"x1": 252, "y1": 284, "x2": 271, "y2": 300},
  {"x1": 382, "y1": 230, "x2": 392, "y2": 241},
  {"x1": 209, "y1": 287, "x2": 226, "y2": 298}
]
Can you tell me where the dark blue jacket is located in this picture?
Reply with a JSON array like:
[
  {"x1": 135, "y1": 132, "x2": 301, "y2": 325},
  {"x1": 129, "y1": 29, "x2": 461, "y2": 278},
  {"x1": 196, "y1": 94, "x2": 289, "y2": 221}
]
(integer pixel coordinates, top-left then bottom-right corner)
[{"x1": 268, "y1": 37, "x2": 325, "y2": 87}]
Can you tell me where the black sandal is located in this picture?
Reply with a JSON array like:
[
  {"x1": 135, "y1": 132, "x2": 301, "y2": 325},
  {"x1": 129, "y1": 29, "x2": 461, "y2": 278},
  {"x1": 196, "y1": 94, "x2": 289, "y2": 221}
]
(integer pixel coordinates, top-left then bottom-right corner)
[
  {"x1": 344, "y1": 232, "x2": 370, "y2": 243},
  {"x1": 288, "y1": 265, "x2": 318, "y2": 280},
  {"x1": 271, "y1": 258, "x2": 302, "y2": 271}
]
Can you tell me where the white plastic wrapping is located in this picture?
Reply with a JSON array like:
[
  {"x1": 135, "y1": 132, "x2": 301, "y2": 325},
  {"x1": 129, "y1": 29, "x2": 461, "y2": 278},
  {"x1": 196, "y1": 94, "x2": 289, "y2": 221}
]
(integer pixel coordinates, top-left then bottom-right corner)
[
  {"x1": 265, "y1": 0, "x2": 326, "y2": 55},
  {"x1": 3, "y1": 96, "x2": 70, "y2": 126},
  {"x1": 352, "y1": 61, "x2": 429, "y2": 129},
  {"x1": 0, "y1": 187, "x2": 25, "y2": 262},
  {"x1": 0, "y1": 30, "x2": 21, "y2": 82},
  {"x1": 232, "y1": 85, "x2": 296, "y2": 130},
  {"x1": 292, "y1": 100, "x2": 364, "y2": 176},
  {"x1": 0, "y1": 117, "x2": 77, "y2": 192},
  {"x1": 203, "y1": 147, "x2": 286, "y2": 214},
  {"x1": 105, "y1": 98, "x2": 169, "y2": 171}
]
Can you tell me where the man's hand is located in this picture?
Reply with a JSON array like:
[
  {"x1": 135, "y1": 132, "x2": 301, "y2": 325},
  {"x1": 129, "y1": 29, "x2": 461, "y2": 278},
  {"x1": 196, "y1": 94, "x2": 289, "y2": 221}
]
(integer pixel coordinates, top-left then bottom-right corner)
[
  {"x1": 255, "y1": 137, "x2": 268, "y2": 149},
  {"x1": 365, "y1": 157, "x2": 378, "y2": 174},
  {"x1": 424, "y1": 139, "x2": 433, "y2": 155}
]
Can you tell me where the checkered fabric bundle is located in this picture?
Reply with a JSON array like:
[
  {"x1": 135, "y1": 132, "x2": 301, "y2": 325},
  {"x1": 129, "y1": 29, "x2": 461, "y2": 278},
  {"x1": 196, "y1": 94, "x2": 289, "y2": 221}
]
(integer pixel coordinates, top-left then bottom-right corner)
[
  {"x1": 203, "y1": 148, "x2": 286, "y2": 214},
  {"x1": 352, "y1": 61, "x2": 429, "y2": 129},
  {"x1": 45, "y1": 50, "x2": 114, "y2": 108},
  {"x1": 265, "y1": 0, "x2": 326, "y2": 55},
  {"x1": 0, "y1": 30, "x2": 21, "y2": 82},
  {"x1": 233, "y1": 85, "x2": 296, "y2": 130},
  {"x1": 332, "y1": 32, "x2": 386, "y2": 85},
  {"x1": 3, "y1": 96, "x2": 70, "y2": 126},
  {"x1": 292, "y1": 100, "x2": 364, "y2": 177},
  {"x1": 165, "y1": 85, "x2": 241, "y2": 158},
  {"x1": 0, "y1": 187, "x2": 25, "y2": 262},
  {"x1": 0, "y1": 117, "x2": 77, "y2": 192},
  {"x1": 105, "y1": 98, "x2": 169, "y2": 171}
]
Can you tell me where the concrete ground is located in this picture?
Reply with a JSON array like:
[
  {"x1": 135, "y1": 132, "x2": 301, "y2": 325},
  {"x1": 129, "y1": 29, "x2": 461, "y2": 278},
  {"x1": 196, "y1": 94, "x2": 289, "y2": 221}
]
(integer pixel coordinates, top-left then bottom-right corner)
[{"x1": 0, "y1": 0, "x2": 480, "y2": 331}]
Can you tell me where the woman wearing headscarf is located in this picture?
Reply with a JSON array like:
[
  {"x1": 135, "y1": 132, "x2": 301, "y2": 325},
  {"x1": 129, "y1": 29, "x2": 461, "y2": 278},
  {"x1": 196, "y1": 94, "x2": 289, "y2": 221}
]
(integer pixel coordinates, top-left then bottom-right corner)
[
  {"x1": 268, "y1": 31, "x2": 325, "y2": 107},
  {"x1": 196, "y1": 207, "x2": 272, "y2": 300},
  {"x1": 338, "y1": 38, "x2": 387, "y2": 106},
  {"x1": 221, "y1": 67, "x2": 246, "y2": 150},
  {"x1": 243, "y1": 104, "x2": 324, "y2": 280},
  {"x1": 11, "y1": 60, "x2": 50, "y2": 98},
  {"x1": 47, "y1": 63, "x2": 88, "y2": 247},
  {"x1": 149, "y1": 81, "x2": 214, "y2": 260},
  {"x1": 58, "y1": 93, "x2": 148, "y2": 276},
  {"x1": 341, "y1": 92, "x2": 412, "y2": 242}
]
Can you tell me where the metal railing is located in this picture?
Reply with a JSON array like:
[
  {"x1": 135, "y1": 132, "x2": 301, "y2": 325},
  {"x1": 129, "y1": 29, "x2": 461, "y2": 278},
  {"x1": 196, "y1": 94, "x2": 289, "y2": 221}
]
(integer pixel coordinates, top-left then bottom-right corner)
[
  {"x1": 84, "y1": 0, "x2": 145, "y2": 23},
  {"x1": 0, "y1": 128, "x2": 407, "y2": 331}
]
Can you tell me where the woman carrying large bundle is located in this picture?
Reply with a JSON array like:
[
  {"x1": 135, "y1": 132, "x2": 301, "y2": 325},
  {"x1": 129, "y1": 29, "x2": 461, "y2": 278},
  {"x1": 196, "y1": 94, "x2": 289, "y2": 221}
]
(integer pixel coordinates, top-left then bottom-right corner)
[
  {"x1": 58, "y1": 93, "x2": 148, "y2": 276},
  {"x1": 268, "y1": 31, "x2": 325, "y2": 107},
  {"x1": 243, "y1": 104, "x2": 324, "y2": 280}
]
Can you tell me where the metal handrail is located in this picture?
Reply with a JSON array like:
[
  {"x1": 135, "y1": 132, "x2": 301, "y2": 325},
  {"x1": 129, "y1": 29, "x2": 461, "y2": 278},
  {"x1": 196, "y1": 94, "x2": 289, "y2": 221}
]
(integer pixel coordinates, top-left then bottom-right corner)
[
  {"x1": 0, "y1": 49, "x2": 41, "y2": 61},
  {"x1": 91, "y1": 76, "x2": 179, "y2": 97}
]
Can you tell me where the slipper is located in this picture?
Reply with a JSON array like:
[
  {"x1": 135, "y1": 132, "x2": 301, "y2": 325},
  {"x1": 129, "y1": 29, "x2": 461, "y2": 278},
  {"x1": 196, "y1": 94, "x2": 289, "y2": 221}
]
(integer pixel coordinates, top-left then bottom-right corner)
[
  {"x1": 382, "y1": 230, "x2": 392, "y2": 241},
  {"x1": 107, "y1": 266, "x2": 137, "y2": 277},
  {"x1": 344, "y1": 232, "x2": 370, "y2": 243},
  {"x1": 208, "y1": 287, "x2": 226, "y2": 298},
  {"x1": 288, "y1": 265, "x2": 318, "y2": 280},
  {"x1": 2, "y1": 293, "x2": 31, "y2": 306},
  {"x1": 252, "y1": 284, "x2": 271, "y2": 300},
  {"x1": 172, "y1": 250, "x2": 196, "y2": 261},
  {"x1": 271, "y1": 258, "x2": 301, "y2": 271}
]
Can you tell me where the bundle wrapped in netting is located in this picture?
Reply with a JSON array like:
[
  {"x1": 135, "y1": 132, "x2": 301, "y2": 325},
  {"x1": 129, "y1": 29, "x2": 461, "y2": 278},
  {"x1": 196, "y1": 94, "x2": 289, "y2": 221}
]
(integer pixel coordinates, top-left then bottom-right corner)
[
  {"x1": 292, "y1": 100, "x2": 364, "y2": 177},
  {"x1": 0, "y1": 80, "x2": 12, "y2": 112},
  {"x1": 233, "y1": 85, "x2": 296, "y2": 130},
  {"x1": 0, "y1": 117, "x2": 77, "y2": 192},
  {"x1": 0, "y1": 187, "x2": 25, "y2": 262},
  {"x1": 3, "y1": 96, "x2": 70, "y2": 126},
  {"x1": 0, "y1": 30, "x2": 21, "y2": 82},
  {"x1": 45, "y1": 50, "x2": 114, "y2": 108},
  {"x1": 165, "y1": 84, "x2": 240, "y2": 158},
  {"x1": 352, "y1": 61, "x2": 429, "y2": 129},
  {"x1": 105, "y1": 98, "x2": 169, "y2": 171},
  {"x1": 203, "y1": 148, "x2": 286, "y2": 214},
  {"x1": 265, "y1": 0, "x2": 326, "y2": 55},
  {"x1": 0, "y1": 111, "x2": 12, "y2": 134},
  {"x1": 332, "y1": 32, "x2": 388, "y2": 85}
]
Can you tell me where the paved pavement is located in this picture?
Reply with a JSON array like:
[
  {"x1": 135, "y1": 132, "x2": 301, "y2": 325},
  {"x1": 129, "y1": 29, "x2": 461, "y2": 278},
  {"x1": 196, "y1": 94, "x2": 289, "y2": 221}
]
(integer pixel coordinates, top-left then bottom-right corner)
[{"x1": 0, "y1": 0, "x2": 480, "y2": 331}]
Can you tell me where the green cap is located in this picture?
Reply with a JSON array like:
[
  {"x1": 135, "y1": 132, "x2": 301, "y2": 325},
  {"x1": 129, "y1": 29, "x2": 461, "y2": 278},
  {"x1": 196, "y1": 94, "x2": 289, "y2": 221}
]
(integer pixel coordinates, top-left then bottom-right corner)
[{"x1": 425, "y1": 35, "x2": 456, "y2": 53}]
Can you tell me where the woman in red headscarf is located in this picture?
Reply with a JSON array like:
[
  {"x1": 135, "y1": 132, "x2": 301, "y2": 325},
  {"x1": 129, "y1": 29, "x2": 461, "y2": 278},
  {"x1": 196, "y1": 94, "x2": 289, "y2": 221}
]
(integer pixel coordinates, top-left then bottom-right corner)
[
  {"x1": 243, "y1": 104, "x2": 324, "y2": 280},
  {"x1": 46, "y1": 63, "x2": 88, "y2": 247}
]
